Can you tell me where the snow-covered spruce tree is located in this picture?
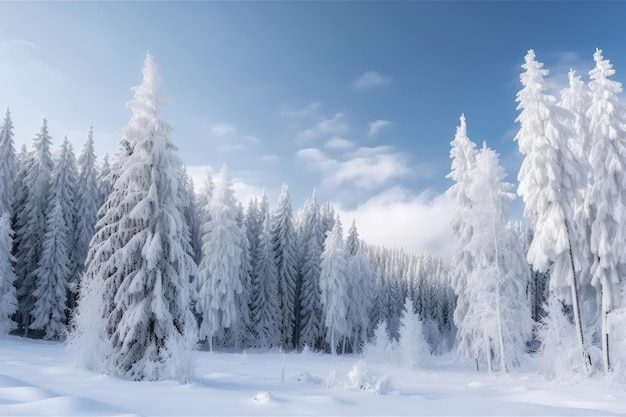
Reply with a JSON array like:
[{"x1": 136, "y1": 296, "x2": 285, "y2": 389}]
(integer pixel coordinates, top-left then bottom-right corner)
[
  {"x1": 560, "y1": 71, "x2": 600, "y2": 348},
  {"x1": 72, "y1": 127, "x2": 99, "y2": 311},
  {"x1": 233, "y1": 202, "x2": 254, "y2": 349},
  {"x1": 271, "y1": 183, "x2": 298, "y2": 350},
  {"x1": 250, "y1": 193, "x2": 281, "y2": 349},
  {"x1": 320, "y1": 217, "x2": 349, "y2": 355},
  {"x1": 196, "y1": 170, "x2": 214, "y2": 226},
  {"x1": 397, "y1": 297, "x2": 428, "y2": 369},
  {"x1": 364, "y1": 320, "x2": 394, "y2": 364},
  {"x1": 0, "y1": 213, "x2": 17, "y2": 335},
  {"x1": 586, "y1": 49, "x2": 626, "y2": 373},
  {"x1": 30, "y1": 137, "x2": 76, "y2": 340},
  {"x1": 181, "y1": 170, "x2": 202, "y2": 267},
  {"x1": 345, "y1": 221, "x2": 373, "y2": 353},
  {"x1": 13, "y1": 119, "x2": 54, "y2": 336},
  {"x1": 73, "y1": 54, "x2": 197, "y2": 381},
  {"x1": 458, "y1": 144, "x2": 532, "y2": 373},
  {"x1": 0, "y1": 109, "x2": 16, "y2": 216},
  {"x1": 296, "y1": 190, "x2": 324, "y2": 350},
  {"x1": 197, "y1": 164, "x2": 243, "y2": 350},
  {"x1": 30, "y1": 137, "x2": 77, "y2": 340},
  {"x1": 97, "y1": 153, "x2": 112, "y2": 209},
  {"x1": 445, "y1": 114, "x2": 477, "y2": 347},
  {"x1": 515, "y1": 49, "x2": 590, "y2": 372}
]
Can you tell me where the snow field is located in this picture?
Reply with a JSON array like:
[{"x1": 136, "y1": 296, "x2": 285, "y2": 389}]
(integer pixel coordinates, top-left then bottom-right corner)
[{"x1": 0, "y1": 337, "x2": 625, "y2": 416}]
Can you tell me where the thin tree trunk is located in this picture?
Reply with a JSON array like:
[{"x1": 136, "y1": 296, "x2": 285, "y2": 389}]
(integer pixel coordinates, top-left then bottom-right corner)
[
  {"x1": 564, "y1": 220, "x2": 591, "y2": 369},
  {"x1": 600, "y1": 282, "x2": 613, "y2": 372}
]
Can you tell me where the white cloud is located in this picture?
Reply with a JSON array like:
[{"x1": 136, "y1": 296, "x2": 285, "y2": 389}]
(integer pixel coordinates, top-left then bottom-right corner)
[
  {"x1": 367, "y1": 119, "x2": 391, "y2": 137},
  {"x1": 296, "y1": 112, "x2": 348, "y2": 142},
  {"x1": 352, "y1": 71, "x2": 391, "y2": 90},
  {"x1": 204, "y1": 121, "x2": 262, "y2": 153},
  {"x1": 335, "y1": 187, "x2": 454, "y2": 259},
  {"x1": 211, "y1": 122, "x2": 237, "y2": 137},
  {"x1": 296, "y1": 146, "x2": 410, "y2": 189},
  {"x1": 325, "y1": 136, "x2": 355, "y2": 150}
]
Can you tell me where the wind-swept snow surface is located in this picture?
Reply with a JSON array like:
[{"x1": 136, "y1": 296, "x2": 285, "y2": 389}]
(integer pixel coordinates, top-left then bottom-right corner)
[{"x1": 0, "y1": 337, "x2": 625, "y2": 416}]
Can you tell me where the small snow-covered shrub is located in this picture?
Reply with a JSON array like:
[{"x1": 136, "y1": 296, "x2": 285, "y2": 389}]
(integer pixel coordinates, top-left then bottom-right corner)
[
  {"x1": 397, "y1": 298, "x2": 429, "y2": 369},
  {"x1": 326, "y1": 361, "x2": 393, "y2": 395},
  {"x1": 297, "y1": 370, "x2": 322, "y2": 385},
  {"x1": 538, "y1": 297, "x2": 592, "y2": 381},
  {"x1": 347, "y1": 361, "x2": 393, "y2": 394},
  {"x1": 364, "y1": 321, "x2": 396, "y2": 364}
]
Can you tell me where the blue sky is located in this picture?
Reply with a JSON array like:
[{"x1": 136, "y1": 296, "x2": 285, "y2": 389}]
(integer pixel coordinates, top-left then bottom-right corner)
[{"x1": 1, "y1": 1, "x2": 626, "y2": 257}]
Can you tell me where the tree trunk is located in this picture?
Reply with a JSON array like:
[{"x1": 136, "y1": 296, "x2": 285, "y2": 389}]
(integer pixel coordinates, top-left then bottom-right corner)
[
  {"x1": 600, "y1": 282, "x2": 613, "y2": 372},
  {"x1": 565, "y1": 220, "x2": 591, "y2": 370}
]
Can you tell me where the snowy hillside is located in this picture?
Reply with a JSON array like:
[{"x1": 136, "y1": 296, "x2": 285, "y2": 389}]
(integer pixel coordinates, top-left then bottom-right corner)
[{"x1": 0, "y1": 336, "x2": 624, "y2": 416}]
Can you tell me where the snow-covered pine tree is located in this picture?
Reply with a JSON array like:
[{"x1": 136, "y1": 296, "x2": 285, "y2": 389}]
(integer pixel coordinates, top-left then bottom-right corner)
[
  {"x1": 197, "y1": 164, "x2": 243, "y2": 350},
  {"x1": 397, "y1": 297, "x2": 427, "y2": 369},
  {"x1": 586, "y1": 49, "x2": 626, "y2": 373},
  {"x1": 0, "y1": 213, "x2": 17, "y2": 335},
  {"x1": 445, "y1": 114, "x2": 477, "y2": 348},
  {"x1": 30, "y1": 137, "x2": 77, "y2": 340},
  {"x1": 458, "y1": 143, "x2": 532, "y2": 372},
  {"x1": 320, "y1": 217, "x2": 349, "y2": 355},
  {"x1": 345, "y1": 221, "x2": 373, "y2": 353},
  {"x1": 0, "y1": 109, "x2": 16, "y2": 216},
  {"x1": 73, "y1": 127, "x2": 99, "y2": 311},
  {"x1": 233, "y1": 202, "x2": 253, "y2": 349},
  {"x1": 250, "y1": 193, "x2": 281, "y2": 349},
  {"x1": 515, "y1": 49, "x2": 590, "y2": 372},
  {"x1": 196, "y1": 170, "x2": 214, "y2": 225},
  {"x1": 296, "y1": 190, "x2": 324, "y2": 350},
  {"x1": 97, "y1": 153, "x2": 112, "y2": 209},
  {"x1": 74, "y1": 53, "x2": 197, "y2": 381},
  {"x1": 560, "y1": 71, "x2": 599, "y2": 348},
  {"x1": 181, "y1": 171, "x2": 202, "y2": 266},
  {"x1": 271, "y1": 183, "x2": 298, "y2": 350},
  {"x1": 13, "y1": 119, "x2": 54, "y2": 336}
]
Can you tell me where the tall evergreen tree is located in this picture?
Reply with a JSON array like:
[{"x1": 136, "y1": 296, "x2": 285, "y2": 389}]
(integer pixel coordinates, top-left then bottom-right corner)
[
  {"x1": 458, "y1": 144, "x2": 531, "y2": 372},
  {"x1": 31, "y1": 137, "x2": 77, "y2": 339},
  {"x1": 296, "y1": 190, "x2": 323, "y2": 349},
  {"x1": 0, "y1": 213, "x2": 17, "y2": 335},
  {"x1": 320, "y1": 217, "x2": 349, "y2": 355},
  {"x1": 586, "y1": 49, "x2": 626, "y2": 373},
  {"x1": 446, "y1": 114, "x2": 477, "y2": 347},
  {"x1": 13, "y1": 119, "x2": 54, "y2": 335},
  {"x1": 73, "y1": 54, "x2": 197, "y2": 381},
  {"x1": 197, "y1": 164, "x2": 243, "y2": 350},
  {"x1": 234, "y1": 202, "x2": 253, "y2": 348},
  {"x1": 515, "y1": 49, "x2": 590, "y2": 371},
  {"x1": 250, "y1": 193, "x2": 281, "y2": 349},
  {"x1": 0, "y1": 109, "x2": 16, "y2": 216},
  {"x1": 97, "y1": 153, "x2": 112, "y2": 209},
  {"x1": 345, "y1": 221, "x2": 373, "y2": 352},
  {"x1": 73, "y1": 127, "x2": 99, "y2": 310},
  {"x1": 271, "y1": 183, "x2": 298, "y2": 349}
]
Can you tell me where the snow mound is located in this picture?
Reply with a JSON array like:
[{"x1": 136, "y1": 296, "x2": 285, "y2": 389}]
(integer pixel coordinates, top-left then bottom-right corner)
[
  {"x1": 252, "y1": 391, "x2": 274, "y2": 403},
  {"x1": 0, "y1": 372, "x2": 135, "y2": 416},
  {"x1": 296, "y1": 370, "x2": 322, "y2": 385}
]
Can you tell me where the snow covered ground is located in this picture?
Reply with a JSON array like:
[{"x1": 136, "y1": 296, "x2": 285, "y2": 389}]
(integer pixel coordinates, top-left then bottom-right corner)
[{"x1": 0, "y1": 336, "x2": 624, "y2": 416}]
